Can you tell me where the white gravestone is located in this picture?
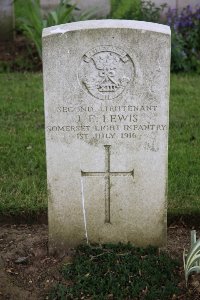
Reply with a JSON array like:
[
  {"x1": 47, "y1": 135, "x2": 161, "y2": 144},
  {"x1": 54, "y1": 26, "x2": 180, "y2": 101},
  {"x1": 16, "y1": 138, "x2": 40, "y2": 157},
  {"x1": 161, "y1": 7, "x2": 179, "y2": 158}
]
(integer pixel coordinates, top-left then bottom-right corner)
[{"x1": 43, "y1": 20, "x2": 171, "y2": 254}]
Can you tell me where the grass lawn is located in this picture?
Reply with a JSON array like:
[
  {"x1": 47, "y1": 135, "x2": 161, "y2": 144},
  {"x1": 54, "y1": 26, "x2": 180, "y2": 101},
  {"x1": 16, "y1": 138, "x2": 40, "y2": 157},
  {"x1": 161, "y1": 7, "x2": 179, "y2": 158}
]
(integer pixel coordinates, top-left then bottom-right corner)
[
  {"x1": 169, "y1": 74, "x2": 200, "y2": 215},
  {"x1": 0, "y1": 73, "x2": 199, "y2": 217},
  {"x1": 0, "y1": 73, "x2": 46, "y2": 215}
]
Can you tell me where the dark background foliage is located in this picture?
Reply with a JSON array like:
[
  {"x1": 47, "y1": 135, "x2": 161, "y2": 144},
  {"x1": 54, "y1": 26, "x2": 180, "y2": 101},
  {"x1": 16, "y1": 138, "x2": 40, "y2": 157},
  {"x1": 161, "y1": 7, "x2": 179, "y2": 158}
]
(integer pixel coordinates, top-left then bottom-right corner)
[{"x1": 1, "y1": 0, "x2": 200, "y2": 73}]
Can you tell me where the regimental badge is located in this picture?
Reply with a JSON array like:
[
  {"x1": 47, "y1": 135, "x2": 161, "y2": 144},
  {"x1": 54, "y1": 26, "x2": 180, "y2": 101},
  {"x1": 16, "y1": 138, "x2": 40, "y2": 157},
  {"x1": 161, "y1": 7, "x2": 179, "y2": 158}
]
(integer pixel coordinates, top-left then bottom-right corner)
[{"x1": 78, "y1": 46, "x2": 134, "y2": 100}]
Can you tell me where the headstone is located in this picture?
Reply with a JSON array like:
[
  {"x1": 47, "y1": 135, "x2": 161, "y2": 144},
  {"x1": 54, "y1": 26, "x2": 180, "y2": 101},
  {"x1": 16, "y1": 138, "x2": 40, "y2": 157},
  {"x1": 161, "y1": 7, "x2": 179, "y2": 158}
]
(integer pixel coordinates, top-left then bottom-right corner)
[
  {"x1": 0, "y1": 0, "x2": 14, "y2": 42},
  {"x1": 43, "y1": 20, "x2": 171, "y2": 254}
]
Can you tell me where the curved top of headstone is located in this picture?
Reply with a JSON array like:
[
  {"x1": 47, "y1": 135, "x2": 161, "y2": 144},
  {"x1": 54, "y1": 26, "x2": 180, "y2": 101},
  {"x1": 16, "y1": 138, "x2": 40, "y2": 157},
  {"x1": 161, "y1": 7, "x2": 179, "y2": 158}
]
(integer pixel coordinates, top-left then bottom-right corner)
[{"x1": 42, "y1": 19, "x2": 171, "y2": 38}]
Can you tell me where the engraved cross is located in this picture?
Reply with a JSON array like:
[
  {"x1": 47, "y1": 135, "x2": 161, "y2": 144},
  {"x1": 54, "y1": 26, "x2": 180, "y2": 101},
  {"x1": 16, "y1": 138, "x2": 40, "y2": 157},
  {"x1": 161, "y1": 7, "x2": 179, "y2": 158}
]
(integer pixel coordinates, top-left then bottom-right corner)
[{"x1": 81, "y1": 145, "x2": 134, "y2": 223}]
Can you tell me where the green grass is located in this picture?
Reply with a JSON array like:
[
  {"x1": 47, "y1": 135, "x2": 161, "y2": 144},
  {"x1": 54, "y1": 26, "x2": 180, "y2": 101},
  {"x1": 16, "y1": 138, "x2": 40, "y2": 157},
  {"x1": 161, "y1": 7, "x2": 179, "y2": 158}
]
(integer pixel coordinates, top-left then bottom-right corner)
[
  {"x1": 0, "y1": 73, "x2": 46, "y2": 214},
  {"x1": 168, "y1": 74, "x2": 200, "y2": 215},
  {"x1": 50, "y1": 243, "x2": 180, "y2": 299},
  {"x1": 0, "y1": 73, "x2": 200, "y2": 216}
]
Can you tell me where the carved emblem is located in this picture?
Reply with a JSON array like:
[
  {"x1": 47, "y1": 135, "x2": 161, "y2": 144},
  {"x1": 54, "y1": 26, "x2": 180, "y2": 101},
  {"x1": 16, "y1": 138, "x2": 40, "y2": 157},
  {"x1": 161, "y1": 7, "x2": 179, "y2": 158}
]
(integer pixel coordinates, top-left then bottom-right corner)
[{"x1": 78, "y1": 46, "x2": 134, "y2": 100}]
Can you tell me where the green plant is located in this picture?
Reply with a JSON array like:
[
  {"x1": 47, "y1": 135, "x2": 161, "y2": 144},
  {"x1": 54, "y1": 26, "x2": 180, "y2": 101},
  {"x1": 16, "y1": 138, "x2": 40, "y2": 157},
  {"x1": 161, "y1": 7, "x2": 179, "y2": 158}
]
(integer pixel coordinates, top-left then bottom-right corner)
[
  {"x1": 16, "y1": 0, "x2": 93, "y2": 60},
  {"x1": 170, "y1": 31, "x2": 187, "y2": 72},
  {"x1": 183, "y1": 230, "x2": 200, "y2": 286},
  {"x1": 109, "y1": 0, "x2": 166, "y2": 23},
  {"x1": 167, "y1": 5, "x2": 200, "y2": 72},
  {"x1": 0, "y1": 61, "x2": 12, "y2": 73},
  {"x1": 110, "y1": 0, "x2": 141, "y2": 20},
  {"x1": 140, "y1": 0, "x2": 167, "y2": 23},
  {"x1": 50, "y1": 243, "x2": 180, "y2": 299}
]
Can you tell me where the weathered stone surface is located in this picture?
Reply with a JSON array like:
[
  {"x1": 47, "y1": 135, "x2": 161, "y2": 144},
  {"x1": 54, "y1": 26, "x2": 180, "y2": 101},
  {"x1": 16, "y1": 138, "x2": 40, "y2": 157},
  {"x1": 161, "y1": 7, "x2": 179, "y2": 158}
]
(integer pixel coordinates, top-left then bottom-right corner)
[{"x1": 43, "y1": 20, "x2": 171, "y2": 254}]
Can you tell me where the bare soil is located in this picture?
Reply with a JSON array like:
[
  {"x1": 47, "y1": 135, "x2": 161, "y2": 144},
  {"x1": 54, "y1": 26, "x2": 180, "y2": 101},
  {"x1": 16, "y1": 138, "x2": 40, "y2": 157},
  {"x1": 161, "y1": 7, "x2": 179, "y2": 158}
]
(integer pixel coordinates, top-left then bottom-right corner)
[{"x1": 0, "y1": 224, "x2": 200, "y2": 300}]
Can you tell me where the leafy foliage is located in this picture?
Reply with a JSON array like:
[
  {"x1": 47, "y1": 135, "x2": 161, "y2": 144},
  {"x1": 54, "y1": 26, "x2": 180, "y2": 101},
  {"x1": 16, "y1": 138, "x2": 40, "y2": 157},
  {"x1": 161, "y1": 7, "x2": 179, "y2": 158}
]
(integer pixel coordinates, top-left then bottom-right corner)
[
  {"x1": 110, "y1": 0, "x2": 141, "y2": 20},
  {"x1": 167, "y1": 5, "x2": 200, "y2": 72},
  {"x1": 184, "y1": 231, "x2": 200, "y2": 286},
  {"x1": 110, "y1": 1, "x2": 200, "y2": 73},
  {"x1": 170, "y1": 31, "x2": 187, "y2": 72},
  {"x1": 140, "y1": 0, "x2": 167, "y2": 23},
  {"x1": 16, "y1": 0, "x2": 94, "y2": 60},
  {"x1": 50, "y1": 243, "x2": 180, "y2": 299},
  {"x1": 109, "y1": 0, "x2": 166, "y2": 23}
]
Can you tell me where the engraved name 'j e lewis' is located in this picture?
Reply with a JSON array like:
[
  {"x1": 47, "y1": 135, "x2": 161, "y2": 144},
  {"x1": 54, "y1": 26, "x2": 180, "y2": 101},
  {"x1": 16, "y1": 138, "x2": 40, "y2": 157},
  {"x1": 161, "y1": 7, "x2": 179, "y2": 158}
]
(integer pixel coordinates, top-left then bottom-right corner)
[{"x1": 79, "y1": 46, "x2": 134, "y2": 100}]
